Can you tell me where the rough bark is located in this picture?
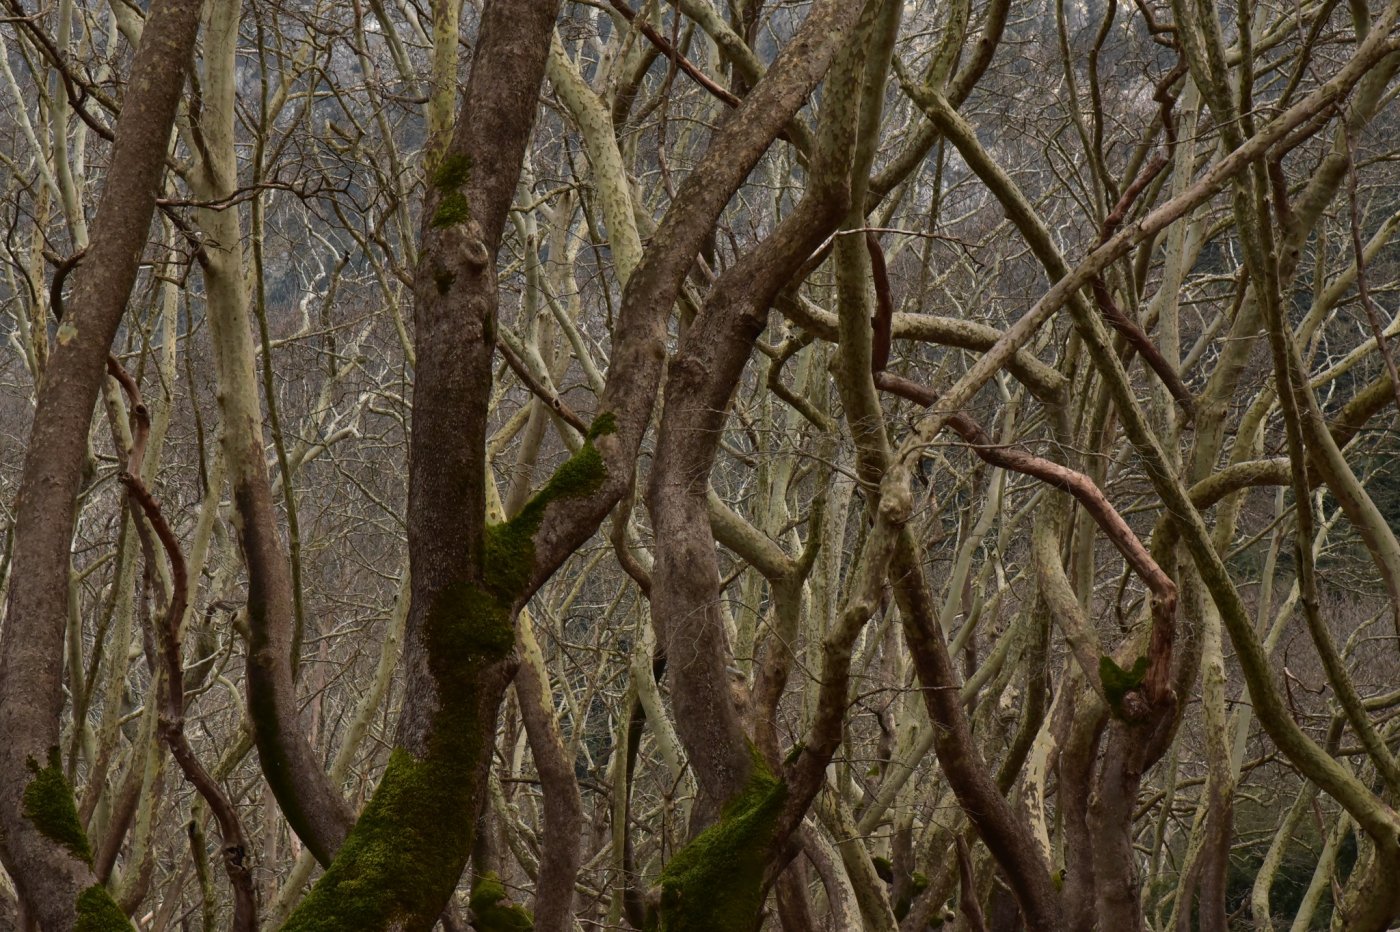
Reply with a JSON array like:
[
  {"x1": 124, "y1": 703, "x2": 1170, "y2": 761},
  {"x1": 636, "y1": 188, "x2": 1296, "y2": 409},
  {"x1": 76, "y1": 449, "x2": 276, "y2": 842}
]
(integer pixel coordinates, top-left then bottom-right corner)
[
  {"x1": 641, "y1": 6, "x2": 870, "y2": 925},
  {"x1": 522, "y1": 0, "x2": 871, "y2": 596},
  {"x1": 889, "y1": 531, "x2": 1065, "y2": 932},
  {"x1": 647, "y1": 153, "x2": 852, "y2": 815},
  {"x1": 512, "y1": 612, "x2": 582, "y2": 931}
]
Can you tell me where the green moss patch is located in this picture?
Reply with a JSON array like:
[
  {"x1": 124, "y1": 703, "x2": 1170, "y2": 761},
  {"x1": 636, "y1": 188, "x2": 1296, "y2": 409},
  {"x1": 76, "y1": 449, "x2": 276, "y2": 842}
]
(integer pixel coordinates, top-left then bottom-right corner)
[
  {"x1": 484, "y1": 431, "x2": 609, "y2": 601},
  {"x1": 468, "y1": 872, "x2": 532, "y2": 931},
  {"x1": 281, "y1": 740, "x2": 486, "y2": 929},
  {"x1": 895, "y1": 870, "x2": 932, "y2": 920},
  {"x1": 432, "y1": 153, "x2": 472, "y2": 191},
  {"x1": 431, "y1": 191, "x2": 471, "y2": 228},
  {"x1": 430, "y1": 153, "x2": 473, "y2": 228},
  {"x1": 656, "y1": 756, "x2": 788, "y2": 932},
  {"x1": 282, "y1": 410, "x2": 613, "y2": 928},
  {"x1": 281, "y1": 573, "x2": 524, "y2": 926},
  {"x1": 587, "y1": 410, "x2": 618, "y2": 441},
  {"x1": 1100, "y1": 655, "x2": 1149, "y2": 717},
  {"x1": 284, "y1": 576, "x2": 515, "y2": 927},
  {"x1": 23, "y1": 747, "x2": 93, "y2": 865},
  {"x1": 429, "y1": 581, "x2": 515, "y2": 661},
  {"x1": 75, "y1": 884, "x2": 132, "y2": 931}
]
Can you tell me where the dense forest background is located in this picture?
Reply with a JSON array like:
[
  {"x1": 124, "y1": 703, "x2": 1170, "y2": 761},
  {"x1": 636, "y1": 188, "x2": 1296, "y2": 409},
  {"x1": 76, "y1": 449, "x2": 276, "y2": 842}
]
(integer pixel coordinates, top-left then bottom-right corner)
[{"x1": 2, "y1": 0, "x2": 1400, "y2": 929}]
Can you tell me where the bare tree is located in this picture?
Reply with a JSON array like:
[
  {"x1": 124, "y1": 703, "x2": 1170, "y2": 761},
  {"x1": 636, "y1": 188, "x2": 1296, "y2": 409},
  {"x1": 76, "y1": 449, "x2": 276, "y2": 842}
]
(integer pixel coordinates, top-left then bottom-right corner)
[{"x1": 3, "y1": 1, "x2": 1400, "y2": 930}]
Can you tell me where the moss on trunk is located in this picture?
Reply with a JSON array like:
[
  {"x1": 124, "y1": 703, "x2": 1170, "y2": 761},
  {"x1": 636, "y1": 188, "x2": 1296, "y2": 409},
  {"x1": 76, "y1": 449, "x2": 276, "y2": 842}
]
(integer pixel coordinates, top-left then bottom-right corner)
[
  {"x1": 75, "y1": 885, "x2": 132, "y2": 931},
  {"x1": 23, "y1": 747, "x2": 93, "y2": 865},
  {"x1": 281, "y1": 424, "x2": 611, "y2": 929},
  {"x1": 655, "y1": 757, "x2": 787, "y2": 932},
  {"x1": 468, "y1": 872, "x2": 532, "y2": 931}
]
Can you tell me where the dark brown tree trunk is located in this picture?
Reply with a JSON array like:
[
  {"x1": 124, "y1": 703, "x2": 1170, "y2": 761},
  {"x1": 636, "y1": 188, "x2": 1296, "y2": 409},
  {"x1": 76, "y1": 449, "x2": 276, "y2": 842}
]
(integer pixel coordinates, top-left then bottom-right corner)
[
  {"x1": 279, "y1": 1, "x2": 561, "y2": 926},
  {"x1": 1195, "y1": 788, "x2": 1233, "y2": 932}
]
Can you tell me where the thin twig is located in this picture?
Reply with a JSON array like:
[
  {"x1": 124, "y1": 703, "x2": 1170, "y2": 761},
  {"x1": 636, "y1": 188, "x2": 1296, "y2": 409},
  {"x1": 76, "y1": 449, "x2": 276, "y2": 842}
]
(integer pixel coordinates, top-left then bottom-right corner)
[
  {"x1": 1344, "y1": 123, "x2": 1400, "y2": 417},
  {"x1": 496, "y1": 337, "x2": 589, "y2": 435},
  {"x1": 607, "y1": 0, "x2": 741, "y2": 109},
  {"x1": 876, "y1": 371, "x2": 1177, "y2": 706},
  {"x1": 110, "y1": 362, "x2": 258, "y2": 930}
]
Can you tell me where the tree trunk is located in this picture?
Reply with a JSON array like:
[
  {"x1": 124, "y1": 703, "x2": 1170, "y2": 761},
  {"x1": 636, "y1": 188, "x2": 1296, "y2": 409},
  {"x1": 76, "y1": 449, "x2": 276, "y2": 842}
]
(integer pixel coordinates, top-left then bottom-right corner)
[
  {"x1": 279, "y1": 1, "x2": 560, "y2": 926},
  {"x1": 0, "y1": 0, "x2": 204, "y2": 925}
]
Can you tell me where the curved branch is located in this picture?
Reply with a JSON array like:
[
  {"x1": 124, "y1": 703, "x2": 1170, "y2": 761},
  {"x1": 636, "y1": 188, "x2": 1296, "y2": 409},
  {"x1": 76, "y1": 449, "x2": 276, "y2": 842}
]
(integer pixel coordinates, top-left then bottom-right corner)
[{"x1": 875, "y1": 371, "x2": 1177, "y2": 703}]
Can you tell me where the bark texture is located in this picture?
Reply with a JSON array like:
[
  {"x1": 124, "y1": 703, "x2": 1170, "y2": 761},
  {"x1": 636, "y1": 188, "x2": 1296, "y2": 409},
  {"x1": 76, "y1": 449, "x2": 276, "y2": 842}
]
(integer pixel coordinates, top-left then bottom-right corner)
[
  {"x1": 0, "y1": 0, "x2": 204, "y2": 926},
  {"x1": 280, "y1": 1, "x2": 560, "y2": 926}
]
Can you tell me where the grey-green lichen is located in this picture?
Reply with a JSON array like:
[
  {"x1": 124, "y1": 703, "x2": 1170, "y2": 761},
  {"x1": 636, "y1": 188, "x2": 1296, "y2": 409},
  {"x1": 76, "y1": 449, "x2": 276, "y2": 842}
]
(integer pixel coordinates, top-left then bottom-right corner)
[
  {"x1": 23, "y1": 747, "x2": 93, "y2": 865},
  {"x1": 655, "y1": 752, "x2": 787, "y2": 932},
  {"x1": 430, "y1": 153, "x2": 473, "y2": 228},
  {"x1": 75, "y1": 884, "x2": 132, "y2": 931},
  {"x1": 469, "y1": 871, "x2": 532, "y2": 931}
]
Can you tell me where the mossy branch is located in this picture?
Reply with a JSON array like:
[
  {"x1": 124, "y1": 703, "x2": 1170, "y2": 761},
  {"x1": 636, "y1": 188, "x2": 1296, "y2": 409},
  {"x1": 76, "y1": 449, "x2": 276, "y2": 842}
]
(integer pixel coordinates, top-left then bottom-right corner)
[{"x1": 656, "y1": 754, "x2": 787, "y2": 932}]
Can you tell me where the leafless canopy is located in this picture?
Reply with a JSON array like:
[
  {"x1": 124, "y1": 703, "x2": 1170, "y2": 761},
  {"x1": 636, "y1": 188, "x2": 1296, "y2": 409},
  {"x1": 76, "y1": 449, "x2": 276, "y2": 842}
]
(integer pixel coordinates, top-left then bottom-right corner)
[{"x1": 2, "y1": 1, "x2": 1400, "y2": 930}]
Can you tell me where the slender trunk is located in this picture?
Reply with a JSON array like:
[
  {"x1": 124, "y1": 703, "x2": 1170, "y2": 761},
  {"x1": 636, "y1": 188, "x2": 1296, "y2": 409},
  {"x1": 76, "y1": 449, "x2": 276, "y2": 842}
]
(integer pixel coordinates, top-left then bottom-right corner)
[
  {"x1": 0, "y1": 0, "x2": 204, "y2": 925},
  {"x1": 192, "y1": 0, "x2": 354, "y2": 865},
  {"x1": 512, "y1": 612, "x2": 582, "y2": 930},
  {"x1": 280, "y1": 3, "x2": 560, "y2": 926}
]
